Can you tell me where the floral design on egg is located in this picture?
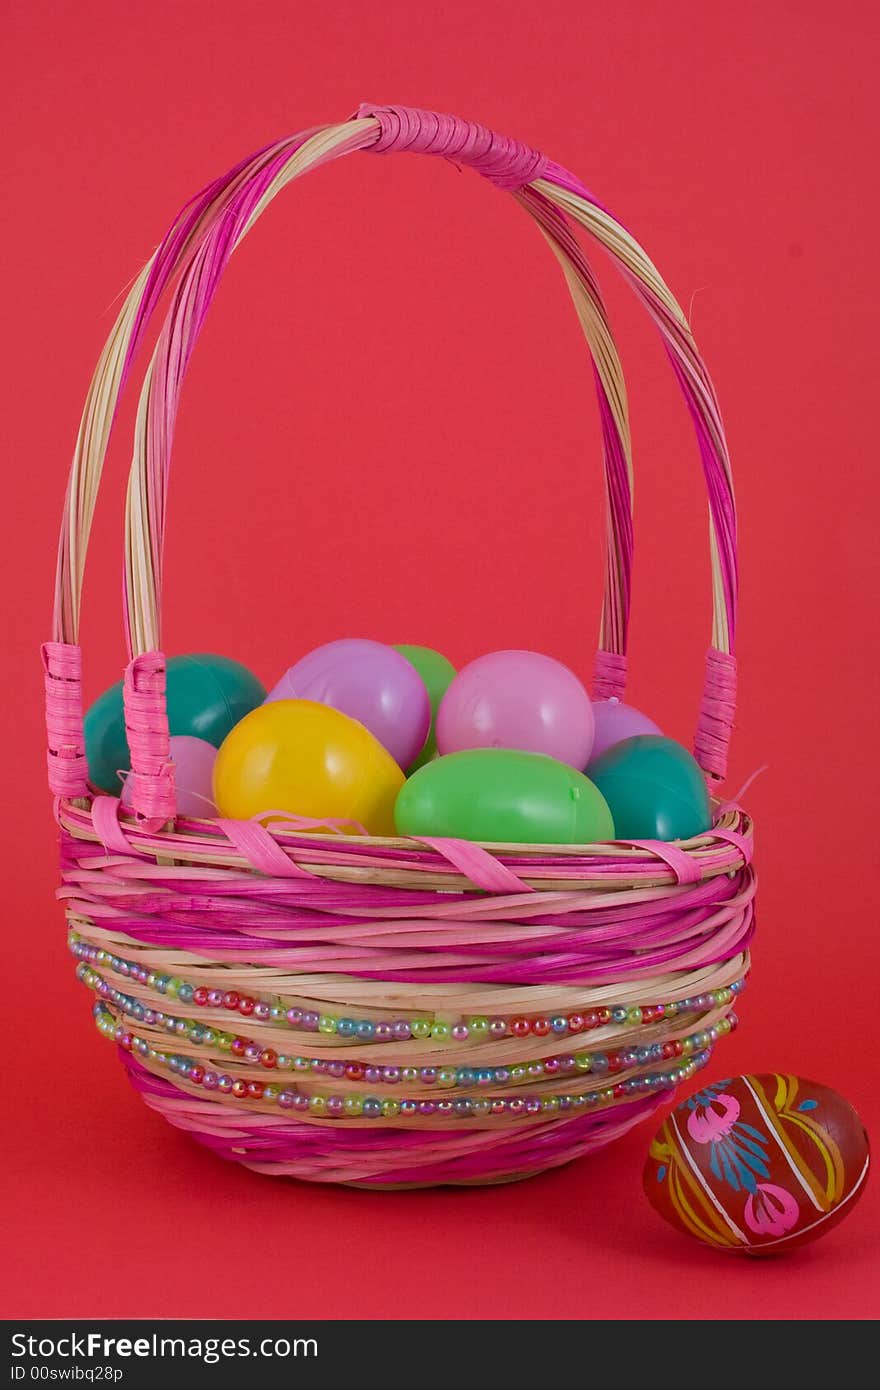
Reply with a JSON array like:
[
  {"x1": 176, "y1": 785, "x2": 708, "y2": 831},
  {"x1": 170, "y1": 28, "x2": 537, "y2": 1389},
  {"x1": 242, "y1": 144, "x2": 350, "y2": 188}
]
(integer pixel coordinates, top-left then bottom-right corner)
[
  {"x1": 686, "y1": 1090, "x2": 740, "y2": 1143},
  {"x1": 681, "y1": 1081, "x2": 771, "y2": 1194},
  {"x1": 744, "y1": 1183, "x2": 800, "y2": 1237}
]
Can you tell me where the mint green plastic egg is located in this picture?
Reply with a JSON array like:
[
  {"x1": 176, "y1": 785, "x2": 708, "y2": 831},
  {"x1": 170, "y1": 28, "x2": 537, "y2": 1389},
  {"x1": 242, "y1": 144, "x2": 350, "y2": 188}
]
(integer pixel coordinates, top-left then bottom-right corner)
[
  {"x1": 394, "y1": 748, "x2": 615, "y2": 844},
  {"x1": 393, "y1": 644, "x2": 457, "y2": 772}
]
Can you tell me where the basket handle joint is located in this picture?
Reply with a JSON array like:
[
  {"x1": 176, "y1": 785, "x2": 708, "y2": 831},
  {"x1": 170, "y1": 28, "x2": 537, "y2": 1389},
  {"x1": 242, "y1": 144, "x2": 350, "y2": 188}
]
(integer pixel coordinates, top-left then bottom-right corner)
[
  {"x1": 695, "y1": 648, "x2": 737, "y2": 782},
  {"x1": 122, "y1": 651, "x2": 176, "y2": 821},
  {"x1": 42, "y1": 641, "x2": 89, "y2": 799},
  {"x1": 354, "y1": 102, "x2": 547, "y2": 191}
]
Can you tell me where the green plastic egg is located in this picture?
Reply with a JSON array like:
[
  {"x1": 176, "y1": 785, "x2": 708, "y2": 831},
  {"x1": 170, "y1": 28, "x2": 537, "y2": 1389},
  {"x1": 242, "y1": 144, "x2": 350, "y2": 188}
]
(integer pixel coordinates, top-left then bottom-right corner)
[
  {"x1": 393, "y1": 644, "x2": 457, "y2": 773},
  {"x1": 84, "y1": 653, "x2": 266, "y2": 794},
  {"x1": 587, "y1": 735, "x2": 712, "y2": 841},
  {"x1": 394, "y1": 747, "x2": 615, "y2": 844}
]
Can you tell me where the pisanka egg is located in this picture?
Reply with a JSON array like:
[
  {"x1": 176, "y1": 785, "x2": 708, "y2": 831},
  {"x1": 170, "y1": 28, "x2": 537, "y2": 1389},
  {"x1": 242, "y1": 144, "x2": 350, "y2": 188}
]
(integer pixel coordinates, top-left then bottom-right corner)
[{"x1": 644, "y1": 1073, "x2": 870, "y2": 1254}]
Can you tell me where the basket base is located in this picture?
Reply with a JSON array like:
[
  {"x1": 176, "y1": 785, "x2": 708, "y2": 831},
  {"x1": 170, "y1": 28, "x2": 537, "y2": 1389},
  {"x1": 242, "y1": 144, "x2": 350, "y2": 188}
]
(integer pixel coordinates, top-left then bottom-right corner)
[
  {"x1": 122, "y1": 1051, "x2": 666, "y2": 1188},
  {"x1": 341, "y1": 1171, "x2": 541, "y2": 1190}
]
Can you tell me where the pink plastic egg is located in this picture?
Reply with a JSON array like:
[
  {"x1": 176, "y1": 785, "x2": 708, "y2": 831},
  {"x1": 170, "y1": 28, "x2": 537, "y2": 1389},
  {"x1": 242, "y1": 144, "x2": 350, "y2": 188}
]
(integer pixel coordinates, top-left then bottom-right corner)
[
  {"x1": 587, "y1": 698, "x2": 662, "y2": 768},
  {"x1": 265, "y1": 639, "x2": 430, "y2": 769},
  {"x1": 436, "y1": 650, "x2": 594, "y2": 769},
  {"x1": 122, "y1": 735, "x2": 218, "y2": 818}
]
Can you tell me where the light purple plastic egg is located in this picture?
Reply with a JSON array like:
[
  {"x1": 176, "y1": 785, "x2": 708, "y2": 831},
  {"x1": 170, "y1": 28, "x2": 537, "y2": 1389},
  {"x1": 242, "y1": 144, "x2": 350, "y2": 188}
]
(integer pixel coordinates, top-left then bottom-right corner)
[
  {"x1": 436, "y1": 650, "x2": 594, "y2": 769},
  {"x1": 586, "y1": 698, "x2": 662, "y2": 768},
  {"x1": 122, "y1": 734, "x2": 218, "y2": 818},
  {"x1": 265, "y1": 638, "x2": 430, "y2": 769}
]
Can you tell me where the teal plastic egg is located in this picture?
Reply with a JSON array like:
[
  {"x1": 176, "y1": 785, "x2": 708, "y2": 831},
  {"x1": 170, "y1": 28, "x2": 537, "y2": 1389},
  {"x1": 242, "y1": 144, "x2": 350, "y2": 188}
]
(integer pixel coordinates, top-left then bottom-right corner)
[
  {"x1": 85, "y1": 654, "x2": 266, "y2": 794},
  {"x1": 394, "y1": 748, "x2": 615, "y2": 844},
  {"x1": 587, "y1": 735, "x2": 711, "y2": 841}
]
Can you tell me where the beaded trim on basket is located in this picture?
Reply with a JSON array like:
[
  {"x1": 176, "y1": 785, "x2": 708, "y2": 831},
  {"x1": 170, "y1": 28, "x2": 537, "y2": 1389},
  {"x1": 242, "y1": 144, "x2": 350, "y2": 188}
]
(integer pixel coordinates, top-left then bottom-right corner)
[
  {"x1": 93, "y1": 1001, "x2": 725, "y2": 1123},
  {"x1": 70, "y1": 932, "x2": 744, "y2": 1045}
]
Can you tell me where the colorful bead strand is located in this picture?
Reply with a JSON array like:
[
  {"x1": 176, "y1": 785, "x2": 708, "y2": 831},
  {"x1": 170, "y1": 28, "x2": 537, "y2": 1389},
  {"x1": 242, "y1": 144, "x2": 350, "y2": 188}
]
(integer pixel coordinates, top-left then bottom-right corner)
[
  {"x1": 78, "y1": 959, "x2": 736, "y2": 1088},
  {"x1": 94, "y1": 1001, "x2": 715, "y2": 1121},
  {"x1": 69, "y1": 932, "x2": 744, "y2": 1045}
]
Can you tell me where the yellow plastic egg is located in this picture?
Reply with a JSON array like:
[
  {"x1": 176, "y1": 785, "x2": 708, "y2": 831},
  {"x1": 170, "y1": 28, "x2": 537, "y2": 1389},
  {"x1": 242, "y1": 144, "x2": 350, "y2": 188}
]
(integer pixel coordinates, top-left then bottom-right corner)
[{"x1": 213, "y1": 699, "x2": 404, "y2": 834}]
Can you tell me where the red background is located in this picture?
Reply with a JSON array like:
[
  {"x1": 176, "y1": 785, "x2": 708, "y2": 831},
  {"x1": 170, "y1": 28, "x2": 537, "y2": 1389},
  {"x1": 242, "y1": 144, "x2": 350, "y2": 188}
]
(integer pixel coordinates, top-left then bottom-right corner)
[{"x1": 3, "y1": 1, "x2": 878, "y2": 1320}]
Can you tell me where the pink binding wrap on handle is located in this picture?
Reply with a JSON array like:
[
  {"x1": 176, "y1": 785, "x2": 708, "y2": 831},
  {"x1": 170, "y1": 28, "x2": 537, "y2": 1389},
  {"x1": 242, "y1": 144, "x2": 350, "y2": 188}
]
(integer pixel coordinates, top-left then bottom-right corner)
[
  {"x1": 47, "y1": 103, "x2": 738, "y2": 821},
  {"x1": 353, "y1": 102, "x2": 548, "y2": 189},
  {"x1": 42, "y1": 641, "x2": 88, "y2": 799},
  {"x1": 695, "y1": 648, "x2": 738, "y2": 781},
  {"x1": 122, "y1": 653, "x2": 175, "y2": 823},
  {"x1": 591, "y1": 649, "x2": 628, "y2": 703}
]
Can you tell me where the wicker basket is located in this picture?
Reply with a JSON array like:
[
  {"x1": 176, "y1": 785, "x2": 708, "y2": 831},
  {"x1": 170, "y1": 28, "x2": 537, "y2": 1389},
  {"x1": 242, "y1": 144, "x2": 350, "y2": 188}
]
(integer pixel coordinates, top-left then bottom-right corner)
[{"x1": 45, "y1": 104, "x2": 753, "y2": 1188}]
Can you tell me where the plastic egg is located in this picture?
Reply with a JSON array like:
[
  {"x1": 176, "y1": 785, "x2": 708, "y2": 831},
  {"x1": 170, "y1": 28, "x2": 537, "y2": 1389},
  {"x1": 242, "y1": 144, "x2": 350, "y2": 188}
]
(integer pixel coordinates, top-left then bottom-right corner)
[
  {"x1": 436, "y1": 650, "x2": 594, "y2": 769},
  {"x1": 394, "y1": 748, "x2": 614, "y2": 844},
  {"x1": 587, "y1": 698, "x2": 662, "y2": 767},
  {"x1": 212, "y1": 699, "x2": 404, "y2": 834},
  {"x1": 644, "y1": 1074, "x2": 870, "y2": 1254},
  {"x1": 587, "y1": 735, "x2": 711, "y2": 840},
  {"x1": 265, "y1": 639, "x2": 430, "y2": 769},
  {"x1": 393, "y1": 644, "x2": 457, "y2": 772},
  {"x1": 122, "y1": 735, "x2": 217, "y2": 818},
  {"x1": 85, "y1": 654, "x2": 266, "y2": 794}
]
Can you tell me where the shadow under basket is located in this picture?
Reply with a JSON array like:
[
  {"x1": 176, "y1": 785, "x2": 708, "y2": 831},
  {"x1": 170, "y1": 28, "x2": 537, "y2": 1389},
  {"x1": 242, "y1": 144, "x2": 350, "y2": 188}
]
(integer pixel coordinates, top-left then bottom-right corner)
[{"x1": 45, "y1": 103, "x2": 753, "y2": 1188}]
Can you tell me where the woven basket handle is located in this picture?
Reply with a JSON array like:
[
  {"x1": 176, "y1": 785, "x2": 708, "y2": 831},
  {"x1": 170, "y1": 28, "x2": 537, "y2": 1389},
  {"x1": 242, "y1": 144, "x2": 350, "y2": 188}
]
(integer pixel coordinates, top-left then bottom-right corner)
[{"x1": 45, "y1": 105, "x2": 737, "y2": 820}]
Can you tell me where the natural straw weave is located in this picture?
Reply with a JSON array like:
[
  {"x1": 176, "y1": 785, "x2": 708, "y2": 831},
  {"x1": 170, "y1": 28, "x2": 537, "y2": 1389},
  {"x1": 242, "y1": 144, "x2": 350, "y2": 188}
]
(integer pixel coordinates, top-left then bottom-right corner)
[{"x1": 45, "y1": 104, "x2": 752, "y2": 1187}]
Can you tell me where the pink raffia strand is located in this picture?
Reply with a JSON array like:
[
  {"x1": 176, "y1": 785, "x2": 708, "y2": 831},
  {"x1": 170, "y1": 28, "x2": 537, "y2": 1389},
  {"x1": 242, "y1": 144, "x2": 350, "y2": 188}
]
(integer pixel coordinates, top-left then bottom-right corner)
[
  {"x1": 695, "y1": 649, "x2": 738, "y2": 782},
  {"x1": 122, "y1": 652, "x2": 175, "y2": 822},
  {"x1": 414, "y1": 837, "x2": 533, "y2": 895},
  {"x1": 91, "y1": 795, "x2": 137, "y2": 855},
  {"x1": 354, "y1": 102, "x2": 547, "y2": 190},
  {"x1": 217, "y1": 819, "x2": 317, "y2": 881},
  {"x1": 41, "y1": 641, "x2": 88, "y2": 798},
  {"x1": 592, "y1": 650, "x2": 628, "y2": 702}
]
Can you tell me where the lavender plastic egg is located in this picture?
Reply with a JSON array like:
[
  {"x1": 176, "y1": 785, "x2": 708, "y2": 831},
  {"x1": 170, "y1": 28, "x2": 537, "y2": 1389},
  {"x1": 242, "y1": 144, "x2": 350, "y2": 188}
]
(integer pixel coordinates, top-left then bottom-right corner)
[
  {"x1": 265, "y1": 639, "x2": 430, "y2": 769},
  {"x1": 436, "y1": 650, "x2": 594, "y2": 769},
  {"x1": 587, "y1": 698, "x2": 662, "y2": 768},
  {"x1": 122, "y1": 735, "x2": 218, "y2": 818}
]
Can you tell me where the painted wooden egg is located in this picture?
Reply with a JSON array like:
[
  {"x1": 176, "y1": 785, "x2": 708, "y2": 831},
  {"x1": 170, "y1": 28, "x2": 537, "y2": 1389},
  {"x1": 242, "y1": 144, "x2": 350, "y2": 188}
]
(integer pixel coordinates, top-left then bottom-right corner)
[{"x1": 644, "y1": 1073, "x2": 870, "y2": 1255}]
